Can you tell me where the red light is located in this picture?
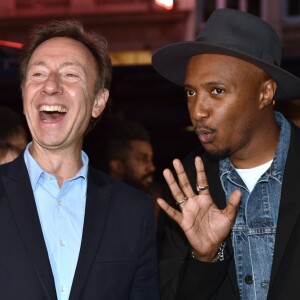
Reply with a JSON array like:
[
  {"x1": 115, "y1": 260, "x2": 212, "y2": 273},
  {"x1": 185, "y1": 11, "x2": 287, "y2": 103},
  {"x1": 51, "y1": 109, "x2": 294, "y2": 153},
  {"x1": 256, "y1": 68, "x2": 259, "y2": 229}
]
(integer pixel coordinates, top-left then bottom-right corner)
[
  {"x1": 0, "y1": 40, "x2": 23, "y2": 49},
  {"x1": 155, "y1": 0, "x2": 173, "y2": 10}
]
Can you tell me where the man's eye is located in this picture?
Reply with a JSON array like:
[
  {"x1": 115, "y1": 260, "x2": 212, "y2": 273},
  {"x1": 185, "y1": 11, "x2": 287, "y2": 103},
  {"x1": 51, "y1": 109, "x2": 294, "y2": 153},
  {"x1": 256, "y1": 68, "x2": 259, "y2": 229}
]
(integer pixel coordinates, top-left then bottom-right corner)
[
  {"x1": 33, "y1": 73, "x2": 42, "y2": 77},
  {"x1": 185, "y1": 89, "x2": 195, "y2": 97},
  {"x1": 66, "y1": 73, "x2": 78, "y2": 77},
  {"x1": 212, "y1": 88, "x2": 224, "y2": 95}
]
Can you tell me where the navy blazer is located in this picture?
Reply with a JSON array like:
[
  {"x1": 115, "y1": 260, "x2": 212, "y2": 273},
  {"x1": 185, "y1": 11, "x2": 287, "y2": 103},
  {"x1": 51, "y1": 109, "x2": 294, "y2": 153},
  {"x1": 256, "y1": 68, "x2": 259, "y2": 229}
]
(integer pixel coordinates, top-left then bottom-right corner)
[
  {"x1": 0, "y1": 154, "x2": 159, "y2": 300},
  {"x1": 159, "y1": 123, "x2": 300, "y2": 300}
]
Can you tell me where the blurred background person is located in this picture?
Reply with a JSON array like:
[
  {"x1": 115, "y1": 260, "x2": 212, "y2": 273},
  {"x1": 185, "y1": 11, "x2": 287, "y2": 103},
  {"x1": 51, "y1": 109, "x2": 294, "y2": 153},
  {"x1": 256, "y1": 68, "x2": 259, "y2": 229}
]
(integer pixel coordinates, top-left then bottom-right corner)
[
  {"x1": 0, "y1": 106, "x2": 28, "y2": 152},
  {"x1": 105, "y1": 119, "x2": 156, "y2": 192},
  {"x1": 0, "y1": 106, "x2": 29, "y2": 164},
  {"x1": 0, "y1": 142, "x2": 22, "y2": 164},
  {"x1": 104, "y1": 118, "x2": 165, "y2": 247}
]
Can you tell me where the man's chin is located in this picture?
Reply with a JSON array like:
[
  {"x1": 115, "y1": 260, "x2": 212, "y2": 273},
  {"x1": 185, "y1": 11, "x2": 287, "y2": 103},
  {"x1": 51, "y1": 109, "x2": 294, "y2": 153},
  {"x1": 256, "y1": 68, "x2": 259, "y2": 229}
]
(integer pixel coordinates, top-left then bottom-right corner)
[
  {"x1": 124, "y1": 179, "x2": 148, "y2": 191},
  {"x1": 204, "y1": 148, "x2": 231, "y2": 161}
]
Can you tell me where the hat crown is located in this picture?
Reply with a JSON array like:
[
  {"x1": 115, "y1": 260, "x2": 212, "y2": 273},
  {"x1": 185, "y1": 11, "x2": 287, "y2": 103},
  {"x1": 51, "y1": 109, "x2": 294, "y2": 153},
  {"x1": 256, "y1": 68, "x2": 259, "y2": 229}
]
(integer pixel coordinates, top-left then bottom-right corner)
[
  {"x1": 152, "y1": 8, "x2": 300, "y2": 100},
  {"x1": 198, "y1": 9, "x2": 281, "y2": 66}
]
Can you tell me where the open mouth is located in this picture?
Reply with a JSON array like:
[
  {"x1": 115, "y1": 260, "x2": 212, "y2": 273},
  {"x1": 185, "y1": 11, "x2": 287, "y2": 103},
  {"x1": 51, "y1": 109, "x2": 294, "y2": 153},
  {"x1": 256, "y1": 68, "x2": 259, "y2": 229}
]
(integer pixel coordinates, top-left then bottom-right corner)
[
  {"x1": 195, "y1": 128, "x2": 215, "y2": 144},
  {"x1": 39, "y1": 105, "x2": 67, "y2": 121}
]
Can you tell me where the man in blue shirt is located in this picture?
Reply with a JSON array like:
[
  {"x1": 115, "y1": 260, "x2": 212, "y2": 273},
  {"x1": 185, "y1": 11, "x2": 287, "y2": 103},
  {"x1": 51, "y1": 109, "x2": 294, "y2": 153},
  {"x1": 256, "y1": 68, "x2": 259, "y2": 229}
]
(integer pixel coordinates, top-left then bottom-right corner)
[
  {"x1": 0, "y1": 19, "x2": 159, "y2": 300},
  {"x1": 152, "y1": 8, "x2": 300, "y2": 300}
]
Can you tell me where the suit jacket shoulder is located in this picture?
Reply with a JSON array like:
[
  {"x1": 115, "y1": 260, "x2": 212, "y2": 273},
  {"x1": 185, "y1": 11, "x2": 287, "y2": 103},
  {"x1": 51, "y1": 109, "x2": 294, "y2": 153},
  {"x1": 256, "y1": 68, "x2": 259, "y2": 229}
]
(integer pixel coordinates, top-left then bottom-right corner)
[{"x1": 0, "y1": 155, "x2": 159, "y2": 300}]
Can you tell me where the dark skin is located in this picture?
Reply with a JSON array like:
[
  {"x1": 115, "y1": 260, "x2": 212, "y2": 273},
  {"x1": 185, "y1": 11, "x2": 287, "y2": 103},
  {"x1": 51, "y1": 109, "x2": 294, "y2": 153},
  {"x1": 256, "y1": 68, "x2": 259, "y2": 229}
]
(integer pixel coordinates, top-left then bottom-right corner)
[
  {"x1": 157, "y1": 54, "x2": 280, "y2": 261},
  {"x1": 109, "y1": 140, "x2": 155, "y2": 189}
]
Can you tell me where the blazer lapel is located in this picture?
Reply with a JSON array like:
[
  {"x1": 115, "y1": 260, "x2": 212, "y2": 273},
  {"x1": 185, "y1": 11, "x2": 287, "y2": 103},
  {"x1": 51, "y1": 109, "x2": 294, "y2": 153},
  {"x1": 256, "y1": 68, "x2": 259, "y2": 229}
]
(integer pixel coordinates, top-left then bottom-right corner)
[
  {"x1": 269, "y1": 125, "x2": 300, "y2": 288},
  {"x1": 69, "y1": 167, "x2": 112, "y2": 300},
  {"x1": 2, "y1": 155, "x2": 57, "y2": 300}
]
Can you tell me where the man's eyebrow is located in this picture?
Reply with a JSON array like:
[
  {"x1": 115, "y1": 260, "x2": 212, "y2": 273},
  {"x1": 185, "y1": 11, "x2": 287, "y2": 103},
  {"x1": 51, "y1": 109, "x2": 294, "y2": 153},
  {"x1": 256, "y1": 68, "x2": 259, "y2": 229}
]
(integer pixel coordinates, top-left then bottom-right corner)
[
  {"x1": 29, "y1": 60, "x2": 84, "y2": 68},
  {"x1": 61, "y1": 61, "x2": 84, "y2": 68},
  {"x1": 184, "y1": 81, "x2": 225, "y2": 88},
  {"x1": 205, "y1": 81, "x2": 225, "y2": 86},
  {"x1": 28, "y1": 61, "x2": 46, "y2": 68}
]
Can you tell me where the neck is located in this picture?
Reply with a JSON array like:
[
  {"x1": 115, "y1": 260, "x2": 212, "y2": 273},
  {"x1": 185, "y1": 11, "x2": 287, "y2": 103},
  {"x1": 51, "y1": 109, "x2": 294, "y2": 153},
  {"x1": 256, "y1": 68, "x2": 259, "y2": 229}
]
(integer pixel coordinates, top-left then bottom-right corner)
[
  {"x1": 230, "y1": 114, "x2": 280, "y2": 169},
  {"x1": 29, "y1": 143, "x2": 83, "y2": 187}
]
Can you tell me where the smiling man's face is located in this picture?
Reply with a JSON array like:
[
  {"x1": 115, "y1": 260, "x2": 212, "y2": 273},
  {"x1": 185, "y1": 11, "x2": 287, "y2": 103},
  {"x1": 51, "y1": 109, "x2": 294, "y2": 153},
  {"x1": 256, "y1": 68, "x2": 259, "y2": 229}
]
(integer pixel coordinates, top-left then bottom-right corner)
[{"x1": 22, "y1": 37, "x2": 107, "y2": 153}]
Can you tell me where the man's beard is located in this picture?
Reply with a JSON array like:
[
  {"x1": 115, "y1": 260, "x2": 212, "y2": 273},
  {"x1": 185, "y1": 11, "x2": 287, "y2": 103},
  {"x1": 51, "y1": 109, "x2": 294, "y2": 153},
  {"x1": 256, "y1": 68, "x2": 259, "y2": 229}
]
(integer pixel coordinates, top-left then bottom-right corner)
[
  {"x1": 123, "y1": 172, "x2": 154, "y2": 192},
  {"x1": 204, "y1": 147, "x2": 232, "y2": 161}
]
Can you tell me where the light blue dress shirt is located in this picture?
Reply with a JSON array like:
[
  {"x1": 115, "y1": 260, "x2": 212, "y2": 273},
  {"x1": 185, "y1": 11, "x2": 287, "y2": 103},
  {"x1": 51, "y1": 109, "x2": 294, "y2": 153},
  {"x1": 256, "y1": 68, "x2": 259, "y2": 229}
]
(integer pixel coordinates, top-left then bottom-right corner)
[{"x1": 24, "y1": 143, "x2": 88, "y2": 300}]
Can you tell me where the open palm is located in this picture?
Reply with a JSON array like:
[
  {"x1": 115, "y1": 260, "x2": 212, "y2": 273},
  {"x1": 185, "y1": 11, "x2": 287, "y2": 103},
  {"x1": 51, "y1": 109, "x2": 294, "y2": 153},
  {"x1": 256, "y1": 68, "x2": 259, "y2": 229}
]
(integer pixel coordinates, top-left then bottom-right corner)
[{"x1": 157, "y1": 156, "x2": 241, "y2": 261}]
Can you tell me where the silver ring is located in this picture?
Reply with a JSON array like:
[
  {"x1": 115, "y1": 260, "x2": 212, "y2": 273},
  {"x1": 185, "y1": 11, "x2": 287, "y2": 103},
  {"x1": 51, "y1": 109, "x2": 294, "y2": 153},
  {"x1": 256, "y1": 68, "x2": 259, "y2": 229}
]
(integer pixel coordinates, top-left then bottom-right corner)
[
  {"x1": 177, "y1": 197, "x2": 188, "y2": 206},
  {"x1": 196, "y1": 184, "x2": 209, "y2": 192}
]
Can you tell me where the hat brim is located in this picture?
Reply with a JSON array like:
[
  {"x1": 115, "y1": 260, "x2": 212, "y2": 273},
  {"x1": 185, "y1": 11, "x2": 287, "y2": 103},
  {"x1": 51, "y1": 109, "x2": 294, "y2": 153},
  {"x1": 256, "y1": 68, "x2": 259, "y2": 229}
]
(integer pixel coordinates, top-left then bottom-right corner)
[{"x1": 152, "y1": 41, "x2": 300, "y2": 100}]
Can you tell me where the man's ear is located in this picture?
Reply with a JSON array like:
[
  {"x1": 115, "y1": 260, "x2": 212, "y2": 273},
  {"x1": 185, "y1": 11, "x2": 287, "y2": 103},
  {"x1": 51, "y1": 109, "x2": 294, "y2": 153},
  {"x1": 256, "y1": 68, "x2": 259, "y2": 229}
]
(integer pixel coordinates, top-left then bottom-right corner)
[
  {"x1": 260, "y1": 79, "x2": 277, "y2": 109},
  {"x1": 92, "y1": 88, "x2": 109, "y2": 118},
  {"x1": 108, "y1": 159, "x2": 124, "y2": 180}
]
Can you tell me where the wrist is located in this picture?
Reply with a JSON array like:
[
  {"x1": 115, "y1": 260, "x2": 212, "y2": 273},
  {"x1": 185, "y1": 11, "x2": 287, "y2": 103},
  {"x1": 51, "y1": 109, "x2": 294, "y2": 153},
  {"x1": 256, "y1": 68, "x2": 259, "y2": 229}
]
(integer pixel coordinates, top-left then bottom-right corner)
[
  {"x1": 191, "y1": 242, "x2": 226, "y2": 263},
  {"x1": 212, "y1": 241, "x2": 226, "y2": 262}
]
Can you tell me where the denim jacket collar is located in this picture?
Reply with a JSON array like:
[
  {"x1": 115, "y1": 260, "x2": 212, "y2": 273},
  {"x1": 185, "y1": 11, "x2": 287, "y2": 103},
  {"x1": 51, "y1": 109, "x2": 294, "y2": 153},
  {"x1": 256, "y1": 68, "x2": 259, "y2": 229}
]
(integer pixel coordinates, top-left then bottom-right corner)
[{"x1": 220, "y1": 112, "x2": 291, "y2": 184}]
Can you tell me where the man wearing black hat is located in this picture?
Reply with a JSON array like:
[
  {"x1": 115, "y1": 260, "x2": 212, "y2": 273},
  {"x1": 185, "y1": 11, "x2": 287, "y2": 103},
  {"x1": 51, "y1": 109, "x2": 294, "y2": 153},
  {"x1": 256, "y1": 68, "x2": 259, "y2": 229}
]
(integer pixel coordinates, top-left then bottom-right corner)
[{"x1": 152, "y1": 8, "x2": 300, "y2": 300}]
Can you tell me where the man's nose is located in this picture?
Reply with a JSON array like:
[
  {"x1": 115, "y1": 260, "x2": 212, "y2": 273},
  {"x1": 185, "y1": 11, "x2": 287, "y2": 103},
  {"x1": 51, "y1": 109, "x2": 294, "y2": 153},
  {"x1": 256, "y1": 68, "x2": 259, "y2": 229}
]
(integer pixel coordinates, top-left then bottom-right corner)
[
  {"x1": 189, "y1": 95, "x2": 210, "y2": 122},
  {"x1": 42, "y1": 73, "x2": 62, "y2": 95},
  {"x1": 148, "y1": 160, "x2": 156, "y2": 172}
]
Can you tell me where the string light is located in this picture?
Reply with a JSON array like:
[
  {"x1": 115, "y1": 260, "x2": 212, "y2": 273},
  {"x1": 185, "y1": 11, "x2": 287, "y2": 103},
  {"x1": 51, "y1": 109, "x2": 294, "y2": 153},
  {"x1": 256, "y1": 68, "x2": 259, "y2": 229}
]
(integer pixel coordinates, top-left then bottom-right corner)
[{"x1": 0, "y1": 40, "x2": 23, "y2": 49}]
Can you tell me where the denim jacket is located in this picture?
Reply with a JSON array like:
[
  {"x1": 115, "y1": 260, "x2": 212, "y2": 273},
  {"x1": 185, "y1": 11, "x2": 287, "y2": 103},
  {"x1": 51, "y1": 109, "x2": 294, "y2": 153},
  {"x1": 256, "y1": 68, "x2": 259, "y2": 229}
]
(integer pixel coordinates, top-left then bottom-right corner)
[{"x1": 219, "y1": 112, "x2": 291, "y2": 300}]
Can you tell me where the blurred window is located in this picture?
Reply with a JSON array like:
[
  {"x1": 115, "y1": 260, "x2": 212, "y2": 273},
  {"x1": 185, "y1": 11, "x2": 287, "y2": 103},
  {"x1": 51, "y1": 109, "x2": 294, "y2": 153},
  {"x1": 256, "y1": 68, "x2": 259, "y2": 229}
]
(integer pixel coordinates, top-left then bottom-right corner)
[
  {"x1": 202, "y1": 0, "x2": 260, "y2": 22},
  {"x1": 287, "y1": 0, "x2": 300, "y2": 16}
]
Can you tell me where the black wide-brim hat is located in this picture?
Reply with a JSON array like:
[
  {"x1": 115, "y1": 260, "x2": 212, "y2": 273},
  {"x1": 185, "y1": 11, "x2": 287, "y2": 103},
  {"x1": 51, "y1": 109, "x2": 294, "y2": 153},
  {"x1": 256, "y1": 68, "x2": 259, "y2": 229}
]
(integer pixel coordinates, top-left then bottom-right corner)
[{"x1": 152, "y1": 8, "x2": 300, "y2": 100}]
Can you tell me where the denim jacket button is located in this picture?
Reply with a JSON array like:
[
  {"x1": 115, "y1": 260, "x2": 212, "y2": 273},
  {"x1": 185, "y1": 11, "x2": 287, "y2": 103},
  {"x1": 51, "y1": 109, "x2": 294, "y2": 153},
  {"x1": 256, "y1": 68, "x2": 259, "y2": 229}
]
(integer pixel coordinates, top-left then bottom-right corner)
[{"x1": 245, "y1": 275, "x2": 253, "y2": 284}]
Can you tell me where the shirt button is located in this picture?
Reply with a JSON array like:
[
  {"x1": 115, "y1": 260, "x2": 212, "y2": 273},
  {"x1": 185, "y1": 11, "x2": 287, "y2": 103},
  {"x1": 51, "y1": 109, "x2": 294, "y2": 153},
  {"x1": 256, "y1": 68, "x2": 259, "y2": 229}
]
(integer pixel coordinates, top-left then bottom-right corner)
[
  {"x1": 61, "y1": 286, "x2": 65, "y2": 293},
  {"x1": 58, "y1": 200, "x2": 64, "y2": 207},
  {"x1": 245, "y1": 275, "x2": 253, "y2": 285},
  {"x1": 60, "y1": 240, "x2": 66, "y2": 247}
]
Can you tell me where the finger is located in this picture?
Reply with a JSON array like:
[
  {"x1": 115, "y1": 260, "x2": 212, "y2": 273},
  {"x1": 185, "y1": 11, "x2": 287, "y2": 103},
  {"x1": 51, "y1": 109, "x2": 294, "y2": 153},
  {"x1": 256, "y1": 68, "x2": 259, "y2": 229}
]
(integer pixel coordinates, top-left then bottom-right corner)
[
  {"x1": 172, "y1": 159, "x2": 196, "y2": 198},
  {"x1": 195, "y1": 156, "x2": 210, "y2": 195},
  {"x1": 157, "y1": 198, "x2": 183, "y2": 225},
  {"x1": 224, "y1": 189, "x2": 241, "y2": 222},
  {"x1": 163, "y1": 168, "x2": 187, "y2": 203}
]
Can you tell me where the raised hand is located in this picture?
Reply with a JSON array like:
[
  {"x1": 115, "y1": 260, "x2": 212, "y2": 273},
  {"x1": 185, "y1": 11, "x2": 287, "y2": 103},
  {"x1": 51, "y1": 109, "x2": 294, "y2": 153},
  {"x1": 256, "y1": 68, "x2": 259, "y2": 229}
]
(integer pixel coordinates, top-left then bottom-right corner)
[{"x1": 157, "y1": 156, "x2": 241, "y2": 262}]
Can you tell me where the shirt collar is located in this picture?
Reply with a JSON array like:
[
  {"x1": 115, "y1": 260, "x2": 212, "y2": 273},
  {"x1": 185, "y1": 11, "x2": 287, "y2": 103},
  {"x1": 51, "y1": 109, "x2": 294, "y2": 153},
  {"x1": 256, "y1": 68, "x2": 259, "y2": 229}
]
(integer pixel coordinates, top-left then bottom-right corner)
[{"x1": 24, "y1": 142, "x2": 89, "y2": 191}]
